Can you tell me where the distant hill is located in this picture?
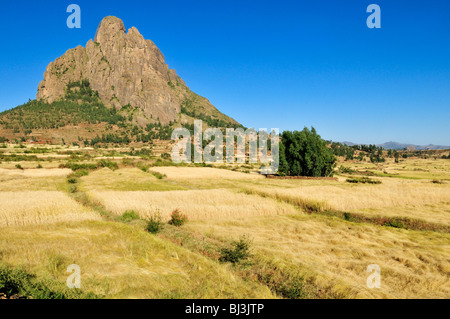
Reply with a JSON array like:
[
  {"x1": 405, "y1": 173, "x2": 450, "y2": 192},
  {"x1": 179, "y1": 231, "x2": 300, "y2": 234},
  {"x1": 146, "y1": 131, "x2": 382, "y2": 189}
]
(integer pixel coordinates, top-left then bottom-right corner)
[{"x1": 342, "y1": 141, "x2": 450, "y2": 150}]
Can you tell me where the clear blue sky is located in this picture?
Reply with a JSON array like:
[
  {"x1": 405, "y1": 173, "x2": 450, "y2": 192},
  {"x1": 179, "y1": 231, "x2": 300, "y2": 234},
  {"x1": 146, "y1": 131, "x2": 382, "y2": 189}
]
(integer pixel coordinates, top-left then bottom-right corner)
[{"x1": 0, "y1": 0, "x2": 449, "y2": 145}]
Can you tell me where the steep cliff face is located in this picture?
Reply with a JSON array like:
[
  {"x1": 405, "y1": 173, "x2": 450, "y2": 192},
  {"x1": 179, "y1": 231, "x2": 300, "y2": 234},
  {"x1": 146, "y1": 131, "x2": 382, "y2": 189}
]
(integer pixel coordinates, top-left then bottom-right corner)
[{"x1": 37, "y1": 16, "x2": 190, "y2": 124}]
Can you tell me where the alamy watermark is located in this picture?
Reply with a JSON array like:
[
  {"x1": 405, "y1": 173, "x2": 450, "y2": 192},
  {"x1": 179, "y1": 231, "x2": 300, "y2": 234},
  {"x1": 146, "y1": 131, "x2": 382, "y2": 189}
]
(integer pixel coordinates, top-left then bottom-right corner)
[
  {"x1": 67, "y1": 4, "x2": 81, "y2": 29},
  {"x1": 171, "y1": 120, "x2": 279, "y2": 175},
  {"x1": 66, "y1": 264, "x2": 81, "y2": 289},
  {"x1": 367, "y1": 4, "x2": 381, "y2": 29},
  {"x1": 366, "y1": 264, "x2": 381, "y2": 288}
]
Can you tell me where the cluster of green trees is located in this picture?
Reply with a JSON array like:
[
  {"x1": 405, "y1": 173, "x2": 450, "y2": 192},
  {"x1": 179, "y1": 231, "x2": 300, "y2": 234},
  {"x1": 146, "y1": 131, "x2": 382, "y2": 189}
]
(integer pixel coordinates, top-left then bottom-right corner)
[
  {"x1": 86, "y1": 134, "x2": 131, "y2": 146},
  {"x1": 278, "y1": 127, "x2": 336, "y2": 177},
  {"x1": 330, "y1": 142, "x2": 386, "y2": 163}
]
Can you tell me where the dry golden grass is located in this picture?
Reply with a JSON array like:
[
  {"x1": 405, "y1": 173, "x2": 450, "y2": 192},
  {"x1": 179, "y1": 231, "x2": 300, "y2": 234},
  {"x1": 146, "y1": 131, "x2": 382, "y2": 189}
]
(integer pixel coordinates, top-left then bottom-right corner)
[
  {"x1": 0, "y1": 175, "x2": 68, "y2": 192},
  {"x1": 187, "y1": 214, "x2": 450, "y2": 299},
  {"x1": 0, "y1": 168, "x2": 72, "y2": 177},
  {"x1": 340, "y1": 158, "x2": 450, "y2": 180},
  {"x1": 80, "y1": 168, "x2": 185, "y2": 192},
  {"x1": 151, "y1": 167, "x2": 265, "y2": 180},
  {"x1": 0, "y1": 168, "x2": 71, "y2": 192},
  {"x1": 0, "y1": 221, "x2": 274, "y2": 299},
  {"x1": 0, "y1": 150, "x2": 448, "y2": 299},
  {"x1": 0, "y1": 191, "x2": 101, "y2": 227},
  {"x1": 242, "y1": 179, "x2": 450, "y2": 225},
  {"x1": 89, "y1": 189, "x2": 299, "y2": 221}
]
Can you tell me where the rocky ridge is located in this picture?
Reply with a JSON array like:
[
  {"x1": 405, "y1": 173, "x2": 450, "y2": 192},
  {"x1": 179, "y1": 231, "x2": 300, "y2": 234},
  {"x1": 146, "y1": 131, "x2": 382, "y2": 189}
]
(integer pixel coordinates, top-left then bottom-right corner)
[{"x1": 37, "y1": 16, "x2": 237, "y2": 126}]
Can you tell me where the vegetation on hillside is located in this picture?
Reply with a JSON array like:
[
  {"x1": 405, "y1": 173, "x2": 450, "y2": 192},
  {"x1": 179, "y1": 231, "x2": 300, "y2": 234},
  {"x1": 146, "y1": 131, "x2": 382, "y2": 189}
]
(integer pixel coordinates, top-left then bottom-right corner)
[
  {"x1": 180, "y1": 96, "x2": 244, "y2": 130},
  {"x1": 0, "y1": 80, "x2": 125, "y2": 131}
]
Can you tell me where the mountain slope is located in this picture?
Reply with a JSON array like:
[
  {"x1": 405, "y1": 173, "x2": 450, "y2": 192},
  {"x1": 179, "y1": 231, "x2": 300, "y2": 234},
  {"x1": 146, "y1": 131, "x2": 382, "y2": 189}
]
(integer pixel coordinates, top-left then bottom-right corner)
[{"x1": 0, "y1": 16, "x2": 242, "y2": 144}]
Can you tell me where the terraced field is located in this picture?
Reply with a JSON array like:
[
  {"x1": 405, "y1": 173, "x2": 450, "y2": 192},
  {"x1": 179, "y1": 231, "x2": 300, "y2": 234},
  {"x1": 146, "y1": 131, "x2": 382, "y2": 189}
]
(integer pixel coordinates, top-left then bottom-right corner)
[{"x1": 0, "y1": 144, "x2": 449, "y2": 298}]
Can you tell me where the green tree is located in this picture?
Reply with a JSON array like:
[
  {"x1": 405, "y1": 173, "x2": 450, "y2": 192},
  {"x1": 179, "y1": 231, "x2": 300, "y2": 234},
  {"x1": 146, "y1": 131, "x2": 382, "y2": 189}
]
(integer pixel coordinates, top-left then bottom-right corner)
[{"x1": 278, "y1": 127, "x2": 336, "y2": 177}]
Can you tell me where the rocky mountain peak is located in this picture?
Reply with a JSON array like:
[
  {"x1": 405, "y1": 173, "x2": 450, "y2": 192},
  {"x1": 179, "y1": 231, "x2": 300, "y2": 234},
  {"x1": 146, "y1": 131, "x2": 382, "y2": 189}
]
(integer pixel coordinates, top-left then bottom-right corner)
[
  {"x1": 94, "y1": 16, "x2": 126, "y2": 44},
  {"x1": 35, "y1": 16, "x2": 240, "y2": 128},
  {"x1": 36, "y1": 16, "x2": 186, "y2": 124}
]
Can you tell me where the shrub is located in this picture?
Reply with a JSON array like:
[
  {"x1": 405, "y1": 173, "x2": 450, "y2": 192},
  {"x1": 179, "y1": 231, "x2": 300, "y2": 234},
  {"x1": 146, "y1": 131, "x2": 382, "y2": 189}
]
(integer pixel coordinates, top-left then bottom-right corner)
[
  {"x1": 279, "y1": 274, "x2": 307, "y2": 299},
  {"x1": 146, "y1": 212, "x2": 164, "y2": 234},
  {"x1": 338, "y1": 166, "x2": 355, "y2": 174},
  {"x1": 151, "y1": 171, "x2": 166, "y2": 179},
  {"x1": 67, "y1": 177, "x2": 78, "y2": 184},
  {"x1": 62, "y1": 162, "x2": 98, "y2": 171},
  {"x1": 70, "y1": 169, "x2": 89, "y2": 178},
  {"x1": 346, "y1": 177, "x2": 381, "y2": 184},
  {"x1": 168, "y1": 209, "x2": 188, "y2": 227},
  {"x1": 383, "y1": 219, "x2": 405, "y2": 229},
  {"x1": 0, "y1": 264, "x2": 97, "y2": 299},
  {"x1": 97, "y1": 159, "x2": 118, "y2": 171},
  {"x1": 343, "y1": 212, "x2": 352, "y2": 221},
  {"x1": 68, "y1": 184, "x2": 78, "y2": 193},
  {"x1": 37, "y1": 163, "x2": 43, "y2": 169},
  {"x1": 120, "y1": 210, "x2": 140, "y2": 223},
  {"x1": 219, "y1": 236, "x2": 252, "y2": 264},
  {"x1": 15, "y1": 164, "x2": 23, "y2": 170}
]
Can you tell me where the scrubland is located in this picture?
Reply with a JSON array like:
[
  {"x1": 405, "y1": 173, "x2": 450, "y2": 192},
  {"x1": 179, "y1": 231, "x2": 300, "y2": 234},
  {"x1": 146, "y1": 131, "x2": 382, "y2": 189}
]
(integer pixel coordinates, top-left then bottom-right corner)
[{"x1": 0, "y1": 144, "x2": 449, "y2": 299}]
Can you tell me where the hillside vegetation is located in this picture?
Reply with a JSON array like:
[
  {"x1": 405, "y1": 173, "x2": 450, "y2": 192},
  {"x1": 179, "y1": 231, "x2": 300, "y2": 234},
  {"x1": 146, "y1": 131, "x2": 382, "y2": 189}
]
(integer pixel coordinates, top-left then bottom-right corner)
[{"x1": 0, "y1": 80, "x2": 242, "y2": 146}]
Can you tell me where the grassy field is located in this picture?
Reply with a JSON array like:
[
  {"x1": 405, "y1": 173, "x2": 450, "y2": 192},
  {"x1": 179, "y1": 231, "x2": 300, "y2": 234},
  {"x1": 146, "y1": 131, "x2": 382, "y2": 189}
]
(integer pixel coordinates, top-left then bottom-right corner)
[{"x1": 0, "y1": 143, "x2": 449, "y2": 299}]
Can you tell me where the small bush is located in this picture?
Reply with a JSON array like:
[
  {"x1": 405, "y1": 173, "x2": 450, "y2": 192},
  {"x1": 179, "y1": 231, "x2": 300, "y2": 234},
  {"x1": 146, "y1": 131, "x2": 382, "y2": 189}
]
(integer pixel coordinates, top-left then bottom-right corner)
[
  {"x1": 62, "y1": 162, "x2": 98, "y2": 171},
  {"x1": 67, "y1": 177, "x2": 78, "y2": 184},
  {"x1": 383, "y1": 219, "x2": 405, "y2": 229},
  {"x1": 151, "y1": 171, "x2": 166, "y2": 180},
  {"x1": 0, "y1": 264, "x2": 97, "y2": 299},
  {"x1": 36, "y1": 163, "x2": 43, "y2": 169},
  {"x1": 338, "y1": 166, "x2": 355, "y2": 174},
  {"x1": 68, "y1": 184, "x2": 78, "y2": 193},
  {"x1": 168, "y1": 209, "x2": 188, "y2": 227},
  {"x1": 120, "y1": 210, "x2": 140, "y2": 223},
  {"x1": 15, "y1": 164, "x2": 23, "y2": 170},
  {"x1": 346, "y1": 177, "x2": 381, "y2": 184},
  {"x1": 146, "y1": 212, "x2": 164, "y2": 234},
  {"x1": 96, "y1": 160, "x2": 118, "y2": 171},
  {"x1": 70, "y1": 169, "x2": 89, "y2": 178},
  {"x1": 279, "y1": 274, "x2": 307, "y2": 299},
  {"x1": 343, "y1": 212, "x2": 352, "y2": 221},
  {"x1": 161, "y1": 153, "x2": 171, "y2": 160},
  {"x1": 219, "y1": 236, "x2": 252, "y2": 264},
  {"x1": 431, "y1": 179, "x2": 444, "y2": 184}
]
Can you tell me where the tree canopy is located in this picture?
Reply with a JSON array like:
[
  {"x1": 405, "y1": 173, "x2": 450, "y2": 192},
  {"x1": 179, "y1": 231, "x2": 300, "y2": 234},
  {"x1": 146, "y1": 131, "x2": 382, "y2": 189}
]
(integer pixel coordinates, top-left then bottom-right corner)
[{"x1": 278, "y1": 127, "x2": 336, "y2": 177}]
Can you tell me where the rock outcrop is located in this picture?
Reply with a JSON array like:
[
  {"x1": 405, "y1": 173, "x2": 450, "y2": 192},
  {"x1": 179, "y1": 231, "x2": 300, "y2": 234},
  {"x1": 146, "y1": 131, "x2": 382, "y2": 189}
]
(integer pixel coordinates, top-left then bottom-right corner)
[{"x1": 37, "y1": 16, "x2": 190, "y2": 124}]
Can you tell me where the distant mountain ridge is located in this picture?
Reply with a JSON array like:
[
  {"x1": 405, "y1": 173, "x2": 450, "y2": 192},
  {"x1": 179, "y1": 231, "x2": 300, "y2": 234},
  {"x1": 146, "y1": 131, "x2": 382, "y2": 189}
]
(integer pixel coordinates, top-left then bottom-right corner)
[{"x1": 342, "y1": 141, "x2": 450, "y2": 150}]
